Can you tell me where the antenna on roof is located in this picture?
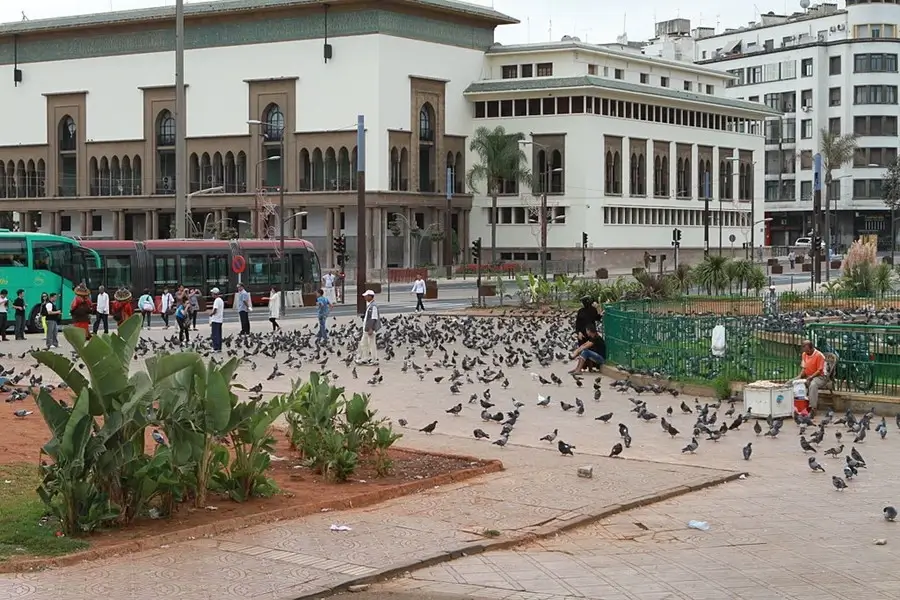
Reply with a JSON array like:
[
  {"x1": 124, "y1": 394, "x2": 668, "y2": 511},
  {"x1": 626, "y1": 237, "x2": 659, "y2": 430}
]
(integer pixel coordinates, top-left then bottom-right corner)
[
  {"x1": 548, "y1": 18, "x2": 552, "y2": 42},
  {"x1": 527, "y1": 17, "x2": 530, "y2": 43},
  {"x1": 21, "y1": 11, "x2": 28, "y2": 21}
]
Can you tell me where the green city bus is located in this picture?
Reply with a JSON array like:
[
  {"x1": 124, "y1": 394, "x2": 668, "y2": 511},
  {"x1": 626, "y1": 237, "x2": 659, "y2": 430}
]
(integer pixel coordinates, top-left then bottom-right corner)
[{"x1": 0, "y1": 231, "x2": 102, "y2": 332}]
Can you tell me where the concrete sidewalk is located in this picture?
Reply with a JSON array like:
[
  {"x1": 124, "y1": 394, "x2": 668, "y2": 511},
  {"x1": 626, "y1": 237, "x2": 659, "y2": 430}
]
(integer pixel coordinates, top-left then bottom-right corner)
[{"x1": 0, "y1": 444, "x2": 736, "y2": 600}]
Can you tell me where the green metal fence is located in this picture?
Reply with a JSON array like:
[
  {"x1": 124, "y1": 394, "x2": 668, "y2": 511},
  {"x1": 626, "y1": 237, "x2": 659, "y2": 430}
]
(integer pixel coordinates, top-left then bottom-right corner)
[{"x1": 604, "y1": 295, "x2": 900, "y2": 396}]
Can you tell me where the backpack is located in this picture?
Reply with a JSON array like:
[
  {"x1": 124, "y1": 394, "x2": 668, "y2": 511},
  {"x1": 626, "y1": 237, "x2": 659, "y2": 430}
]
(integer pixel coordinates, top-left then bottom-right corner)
[
  {"x1": 40, "y1": 302, "x2": 48, "y2": 317},
  {"x1": 175, "y1": 305, "x2": 185, "y2": 320}
]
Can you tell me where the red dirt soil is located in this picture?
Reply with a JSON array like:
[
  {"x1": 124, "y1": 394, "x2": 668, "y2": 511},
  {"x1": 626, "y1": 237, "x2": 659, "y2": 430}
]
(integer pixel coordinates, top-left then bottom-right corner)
[{"x1": 0, "y1": 387, "x2": 496, "y2": 570}]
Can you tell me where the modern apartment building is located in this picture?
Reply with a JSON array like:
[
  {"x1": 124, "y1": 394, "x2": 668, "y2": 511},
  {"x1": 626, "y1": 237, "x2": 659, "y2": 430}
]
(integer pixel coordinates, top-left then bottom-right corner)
[{"x1": 689, "y1": 1, "x2": 900, "y2": 248}]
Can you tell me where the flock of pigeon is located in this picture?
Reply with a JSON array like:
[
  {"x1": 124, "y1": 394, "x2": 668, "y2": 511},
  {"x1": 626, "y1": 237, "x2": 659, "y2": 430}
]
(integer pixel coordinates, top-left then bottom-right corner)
[{"x1": 4, "y1": 310, "x2": 899, "y2": 523}]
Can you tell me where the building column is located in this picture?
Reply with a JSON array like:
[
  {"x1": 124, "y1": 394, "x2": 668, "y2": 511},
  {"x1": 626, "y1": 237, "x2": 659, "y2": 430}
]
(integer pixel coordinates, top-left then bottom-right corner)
[
  {"x1": 405, "y1": 207, "x2": 414, "y2": 267},
  {"x1": 19, "y1": 211, "x2": 30, "y2": 232},
  {"x1": 431, "y1": 208, "x2": 440, "y2": 264},
  {"x1": 143, "y1": 211, "x2": 152, "y2": 240},
  {"x1": 373, "y1": 208, "x2": 383, "y2": 270},
  {"x1": 325, "y1": 208, "x2": 335, "y2": 267},
  {"x1": 365, "y1": 207, "x2": 374, "y2": 270},
  {"x1": 112, "y1": 211, "x2": 120, "y2": 240},
  {"x1": 461, "y1": 209, "x2": 470, "y2": 257},
  {"x1": 691, "y1": 144, "x2": 700, "y2": 200},
  {"x1": 622, "y1": 137, "x2": 631, "y2": 197},
  {"x1": 646, "y1": 138, "x2": 655, "y2": 197},
  {"x1": 712, "y1": 147, "x2": 721, "y2": 200},
  {"x1": 294, "y1": 209, "x2": 303, "y2": 238},
  {"x1": 669, "y1": 141, "x2": 678, "y2": 199},
  {"x1": 84, "y1": 210, "x2": 94, "y2": 237},
  {"x1": 152, "y1": 210, "x2": 160, "y2": 239},
  {"x1": 52, "y1": 211, "x2": 61, "y2": 235}
]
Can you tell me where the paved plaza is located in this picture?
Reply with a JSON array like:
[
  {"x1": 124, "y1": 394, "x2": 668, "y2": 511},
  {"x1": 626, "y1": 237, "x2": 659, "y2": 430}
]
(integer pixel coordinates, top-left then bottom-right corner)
[{"x1": 1, "y1": 313, "x2": 900, "y2": 599}]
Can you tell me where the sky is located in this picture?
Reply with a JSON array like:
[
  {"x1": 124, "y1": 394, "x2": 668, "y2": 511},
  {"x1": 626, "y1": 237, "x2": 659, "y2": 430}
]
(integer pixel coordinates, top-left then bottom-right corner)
[{"x1": 0, "y1": 0, "x2": 809, "y2": 44}]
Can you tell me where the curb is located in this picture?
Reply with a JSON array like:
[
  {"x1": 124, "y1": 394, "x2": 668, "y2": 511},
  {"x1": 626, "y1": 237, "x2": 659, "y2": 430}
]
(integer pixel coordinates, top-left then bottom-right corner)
[
  {"x1": 292, "y1": 470, "x2": 745, "y2": 599},
  {"x1": 1, "y1": 449, "x2": 503, "y2": 574}
]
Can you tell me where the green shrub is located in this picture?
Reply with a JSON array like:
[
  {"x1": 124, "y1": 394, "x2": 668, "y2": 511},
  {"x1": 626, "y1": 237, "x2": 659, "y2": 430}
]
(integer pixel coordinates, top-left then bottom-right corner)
[{"x1": 711, "y1": 375, "x2": 732, "y2": 401}]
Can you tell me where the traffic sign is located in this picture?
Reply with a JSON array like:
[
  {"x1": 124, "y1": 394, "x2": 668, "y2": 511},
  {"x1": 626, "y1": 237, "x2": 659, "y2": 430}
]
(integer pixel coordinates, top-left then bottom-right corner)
[{"x1": 231, "y1": 255, "x2": 247, "y2": 274}]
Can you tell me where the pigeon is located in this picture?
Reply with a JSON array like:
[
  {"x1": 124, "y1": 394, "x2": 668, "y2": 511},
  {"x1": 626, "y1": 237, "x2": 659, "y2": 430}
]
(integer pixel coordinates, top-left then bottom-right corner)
[
  {"x1": 753, "y1": 420, "x2": 762, "y2": 436},
  {"x1": 492, "y1": 435, "x2": 508, "y2": 448},
  {"x1": 808, "y1": 456, "x2": 826, "y2": 472},
  {"x1": 419, "y1": 421, "x2": 437, "y2": 434},
  {"x1": 13, "y1": 409, "x2": 32, "y2": 418},
  {"x1": 884, "y1": 506, "x2": 898, "y2": 522},
  {"x1": 681, "y1": 438, "x2": 699, "y2": 454},
  {"x1": 680, "y1": 401, "x2": 692, "y2": 414},
  {"x1": 609, "y1": 442, "x2": 623, "y2": 458},
  {"x1": 473, "y1": 428, "x2": 490, "y2": 440},
  {"x1": 560, "y1": 401, "x2": 574, "y2": 412},
  {"x1": 824, "y1": 445, "x2": 843, "y2": 457},
  {"x1": 536, "y1": 395, "x2": 551, "y2": 407},
  {"x1": 595, "y1": 412, "x2": 613, "y2": 423},
  {"x1": 575, "y1": 398, "x2": 585, "y2": 416},
  {"x1": 397, "y1": 418, "x2": 408, "y2": 427},
  {"x1": 445, "y1": 403, "x2": 462, "y2": 416},
  {"x1": 851, "y1": 447, "x2": 867, "y2": 466},
  {"x1": 540, "y1": 429, "x2": 558, "y2": 443},
  {"x1": 799, "y1": 436, "x2": 817, "y2": 453},
  {"x1": 742, "y1": 442, "x2": 752, "y2": 460},
  {"x1": 832, "y1": 475, "x2": 848, "y2": 491},
  {"x1": 557, "y1": 440, "x2": 575, "y2": 456}
]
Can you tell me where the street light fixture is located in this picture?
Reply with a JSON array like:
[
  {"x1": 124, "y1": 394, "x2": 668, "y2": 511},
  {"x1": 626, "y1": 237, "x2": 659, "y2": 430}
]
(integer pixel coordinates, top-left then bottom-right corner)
[
  {"x1": 519, "y1": 138, "x2": 563, "y2": 279},
  {"x1": 186, "y1": 185, "x2": 225, "y2": 236},
  {"x1": 248, "y1": 119, "x2": 287, "y2": 315}
]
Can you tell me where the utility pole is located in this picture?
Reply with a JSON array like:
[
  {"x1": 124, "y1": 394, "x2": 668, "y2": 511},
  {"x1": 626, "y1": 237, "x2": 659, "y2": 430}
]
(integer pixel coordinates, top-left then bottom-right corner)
[
  {"x1": 540, "y1": 173, "x2": 548, "y2": 279},
  {"x1": 813, "y1": 152, "x2": 822, "y2": 287},
  {"x1": 355, "y1": 115, "x2": 366, "y2": 315},
  {"x1": 173, "y1": 0, "x2": 187, "y2": 238},
  {"x1": 444, "y1": 167, "x2": 453, "y2": 278},
  {"x1": 278, "y1": 133, "x2": 286, "y2": 315}
]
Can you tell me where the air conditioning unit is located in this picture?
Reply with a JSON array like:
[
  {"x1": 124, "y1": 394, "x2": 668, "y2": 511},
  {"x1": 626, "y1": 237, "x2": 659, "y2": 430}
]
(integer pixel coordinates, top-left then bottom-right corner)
[
  {"x1": 206, "y1": 175, "x2": 213, "y2": 184},
  {"x1": 837, "y1": 24, "x2": 845, "y2": 31},
  {"x1": 830, "y1": 26, "x2": 836, "y2": 32},
  {"x1": 801, "y1": 105, "x2": 812, "y2": 112},
  {"x1": 162, "y1": 176, "x2": 172, "y2": 190}
]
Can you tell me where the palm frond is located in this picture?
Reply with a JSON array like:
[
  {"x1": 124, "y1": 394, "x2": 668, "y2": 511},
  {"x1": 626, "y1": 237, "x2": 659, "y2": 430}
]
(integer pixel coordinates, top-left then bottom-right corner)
[{"x1": 466, "y1": 126, "x2": 532, "y2": 195}]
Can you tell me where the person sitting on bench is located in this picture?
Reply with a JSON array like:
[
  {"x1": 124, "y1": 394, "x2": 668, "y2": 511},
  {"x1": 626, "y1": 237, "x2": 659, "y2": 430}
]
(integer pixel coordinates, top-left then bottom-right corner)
[{"x1": 796, "y1": 339, "x2": 828, "y2": 409}]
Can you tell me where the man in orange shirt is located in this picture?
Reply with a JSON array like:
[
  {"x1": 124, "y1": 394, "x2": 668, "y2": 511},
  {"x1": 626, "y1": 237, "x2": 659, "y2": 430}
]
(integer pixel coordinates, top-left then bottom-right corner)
[{"x1": 796, "y1": 340, "x2": 828, "y2": 409}]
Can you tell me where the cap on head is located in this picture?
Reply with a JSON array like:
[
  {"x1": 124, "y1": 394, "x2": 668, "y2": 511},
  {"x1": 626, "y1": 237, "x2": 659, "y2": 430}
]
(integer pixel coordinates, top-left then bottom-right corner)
[
  {"x1": 211, "y1": 287, "x2": 220, "y2": 295},
  {"x1": 362, "y1": 290, "x2": 375, "y2": 297}
]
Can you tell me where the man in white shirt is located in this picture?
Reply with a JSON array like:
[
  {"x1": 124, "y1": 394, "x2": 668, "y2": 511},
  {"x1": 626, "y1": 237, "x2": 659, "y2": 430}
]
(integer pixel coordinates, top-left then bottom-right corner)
[
  {"x1": 411, "y1": 276, "x2": 426, "y2": 312},
  {"x1": 208, "y1": 287, "x2": 225, "y2": 351},
  {"x1": 0, "y1": 289, "x2": 8, "y2": 342},
  {"x1": 323, "y1": 271, "x2": 337, "y2": 304},
  {"x1": 93, "y1": 285, "x2": 110, "y2": 334}
]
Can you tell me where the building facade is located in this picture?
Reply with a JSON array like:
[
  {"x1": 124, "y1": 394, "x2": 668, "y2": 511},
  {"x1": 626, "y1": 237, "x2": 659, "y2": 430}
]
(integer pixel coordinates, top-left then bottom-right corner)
[
  {"x1": 0, "y1": 0, "x2": 515, "y2": 268},
  {"x1": 690, "y1": 1, "x2": 900, "y2": 249},
  {"x1": 468, "y1": 41, "x2": 774, "y2": 266},
  {"x1": 0, "y1": 0, "x2": 774, "y2": 270}
]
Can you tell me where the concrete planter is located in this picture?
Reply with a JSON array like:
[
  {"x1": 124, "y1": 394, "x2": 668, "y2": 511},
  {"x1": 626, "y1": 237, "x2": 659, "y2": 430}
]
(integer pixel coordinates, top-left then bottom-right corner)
[
  {"x1": 802, "y1": 263, "x2": 812, "y2": 272},
  {"x1": 478, "y1": 284, "x2": 497, "y2": 297},
  {"x1": 424, "y1": 280, "x2": 438, "y2": 300},
  {"x1": 301, "y1": 293, "x2": 318, "y2": 306},
  {"x1": 771, "y1": 265, "x2": 783, "y2": 274},
  {"x1": 830, "y1": 260, "x2": 842, "y2": 269},
  {"x1": 796, "y1": 255, "x2": 805, "y2": 264},
  {"x1": 767, "y1": 258, "x2": 779, "y2": 267},
  {"x1": 596, "y1": 268, "x2": 609, "y2": 279}
]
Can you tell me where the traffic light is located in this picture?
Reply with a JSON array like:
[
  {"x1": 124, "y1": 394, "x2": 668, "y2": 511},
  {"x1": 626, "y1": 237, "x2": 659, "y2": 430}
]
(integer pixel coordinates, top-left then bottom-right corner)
[
  {"x1": 582, "y1": 232, "x2": 588, "y2": 246},
  {"x1": 333, "y1": 235, "x2": 346, "y2": 265},
  {"x1": 471, "y1": 238, "x2": 482, "y2": 263},
  {"x1": 676, "y1": 228, "x2": 682, "y2": 242}
]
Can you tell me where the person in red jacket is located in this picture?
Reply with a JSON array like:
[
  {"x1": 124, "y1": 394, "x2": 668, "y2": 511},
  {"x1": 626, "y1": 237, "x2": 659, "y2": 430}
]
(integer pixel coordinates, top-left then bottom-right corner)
[
  {"x1": 112, "y1": 287, "x2": 134, "y2": 327},
  {"x1": 70, "y1": 282, "x2": 94, "y2": 340}
]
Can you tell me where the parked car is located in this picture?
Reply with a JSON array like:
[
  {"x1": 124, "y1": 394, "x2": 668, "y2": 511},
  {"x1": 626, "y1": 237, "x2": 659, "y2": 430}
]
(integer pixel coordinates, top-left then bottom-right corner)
[{"x1": 793, "y1": 237, "x2": 826, "y2": 249}]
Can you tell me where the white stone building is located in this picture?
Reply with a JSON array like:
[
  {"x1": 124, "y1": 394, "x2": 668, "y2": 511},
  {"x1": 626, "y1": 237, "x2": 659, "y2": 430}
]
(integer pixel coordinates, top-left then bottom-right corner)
[
  {"x1": 688, "y1": 1, "x2": 900, "y2": 249},
  {"x1": 0, "y1": 0, "x2": 774, "y2": 270}
]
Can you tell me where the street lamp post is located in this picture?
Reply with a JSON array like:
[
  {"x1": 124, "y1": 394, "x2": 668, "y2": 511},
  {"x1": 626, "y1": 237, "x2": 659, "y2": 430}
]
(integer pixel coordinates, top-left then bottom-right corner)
[
  {"x1": 519, "y1": 138, "x2": 563, "y2": 279},
  {"x1": 248, "y1": 120, "x2": 286, "y2": 314},
  {"x1": 185, "y1": 185, "x2": 225, "y2": 236},
  {"x1": 174, "y1": 0, "x2": 188, "y2": 238}
]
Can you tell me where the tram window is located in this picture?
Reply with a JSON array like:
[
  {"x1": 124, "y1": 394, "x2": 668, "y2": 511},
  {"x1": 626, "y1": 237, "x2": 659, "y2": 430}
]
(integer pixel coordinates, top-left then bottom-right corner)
[
  {"x1": 206, "y1": 254, "x2": 228, "y2": 291},
  {"x1": 0, "y1": 237, "x2": 27, "y2": 266},
  {"x1": 247, "y1": 254, "x2": 281, "y2": 286},
  {"x1": 104, "y1": 255, "x2": 133, "y2": 289},
  {"x1": 179, "y1": 255, "x2": 204, "y2": 289},
  {"x1": 291, "y1": 253, "x2": 306, "y2": 289},
  {"x1": 307, "y1": 250, "x2": 321, "y2": 289},
  {"x1": 153, "y1": 256, "x2": 177, "y2": 291}
]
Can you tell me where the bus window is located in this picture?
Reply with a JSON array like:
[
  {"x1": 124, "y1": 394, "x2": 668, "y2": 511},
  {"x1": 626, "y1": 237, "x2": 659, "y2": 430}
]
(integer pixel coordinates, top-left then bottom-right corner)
[
  {"x1": 32, "y1": 241, "x2": 78, "y2": 284},
  {"x1": 153, "y1": 256, "x2": 177, "y2": 291},
  {"x1": 206, "y1": 254, "x2": 228, "y2": 291},
  {"x1": 247, "y1": 254, "x2": 280, "y2": 286},
  {"x1": 104, "y1": 255, "x2": 133, "y2": 290},
  {"x1": 179, "y1": 255, "x2": 204, "y2": 289},
  {"x1": 0, "y1": 237, "x2": 27, "y2": 267}
]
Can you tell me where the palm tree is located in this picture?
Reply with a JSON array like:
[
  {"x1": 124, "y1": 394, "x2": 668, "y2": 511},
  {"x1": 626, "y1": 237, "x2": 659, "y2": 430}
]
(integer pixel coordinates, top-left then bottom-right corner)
[
  {"x1": 466, "y1": 126, "x2": 532, "y2": 263},
  {"x1": 694, "y1": 255, "x2": 731, "y2": 295},
  {"x1": 819, "y1": 128, "x2": 858, "y2": 252}
]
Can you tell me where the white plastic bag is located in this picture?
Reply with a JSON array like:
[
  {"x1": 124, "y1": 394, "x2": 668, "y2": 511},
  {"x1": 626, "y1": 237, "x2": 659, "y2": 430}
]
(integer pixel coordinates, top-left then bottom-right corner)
[
  {"x1": 793, "y1": 379, "x2": 807, "y2": 399},
  {"x1": 711, "y1": 325, "x2": 726, "y2": 357}
]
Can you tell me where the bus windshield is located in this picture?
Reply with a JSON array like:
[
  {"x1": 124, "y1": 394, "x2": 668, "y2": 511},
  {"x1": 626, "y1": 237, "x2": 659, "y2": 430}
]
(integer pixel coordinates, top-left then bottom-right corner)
[{"x1": 32, "y1": 241, "x2": 97, "y2": 288}]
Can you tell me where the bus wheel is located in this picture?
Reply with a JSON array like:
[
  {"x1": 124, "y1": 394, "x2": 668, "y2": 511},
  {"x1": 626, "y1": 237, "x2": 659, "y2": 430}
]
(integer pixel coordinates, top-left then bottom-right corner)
[{"x1": 27, "y1": 306, "x2": 45, "y2": 334}]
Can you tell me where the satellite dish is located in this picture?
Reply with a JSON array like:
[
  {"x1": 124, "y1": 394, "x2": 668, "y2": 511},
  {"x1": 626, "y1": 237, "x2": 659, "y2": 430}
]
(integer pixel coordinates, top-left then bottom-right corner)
[{"x1": 799, "y1": 0, "x2": 810, "y2": 9}]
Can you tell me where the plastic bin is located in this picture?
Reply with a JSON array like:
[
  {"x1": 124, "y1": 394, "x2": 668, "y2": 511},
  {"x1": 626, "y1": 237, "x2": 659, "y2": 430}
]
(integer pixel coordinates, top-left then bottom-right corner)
[{"x1": 743, "y1": 381, "x2": 794, "y2": 419}]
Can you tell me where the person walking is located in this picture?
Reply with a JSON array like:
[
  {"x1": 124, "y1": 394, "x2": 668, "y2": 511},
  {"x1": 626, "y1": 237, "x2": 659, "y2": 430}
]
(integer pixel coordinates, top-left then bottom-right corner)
[
  {"x1": 138, "y1": 289, "x2": 154, "y2": 328},
  {"x1": 112, "y1": 287, "x2": 134, "y2": 327},
  {"x1": 70, "y1": 283, "x2": 94, "y2": 340},
  {"x1": 175, "y1": 297, "x2": 190, "y2": 344},
  {"x1": 411, "y1": 275, "x2": 426, "y2": 312},
  {"x1": 93, "y1": 285, "x2": 110, "y2": 334},
  {"x1": 316, "y1": 288, "x2": 331, "y2": 342},
  {"x1": 209, "y1": 287, "x2": 225, "y2": 352},
  {"x1": 189, "y1": 288, "x2": 201, "y2": 330},
  {"x1": 788, "y1": 250, "x2": 796, "y2": 270},
  {"x1": 44, "y1": 292, "x2": 61, "y2": 349},
  {"x1": 268, "y1": 286, "x2": 282, "y2": 332},
  {"x1": 234, "y1": 283, "x2": 251, "y2": 335},
  {"x1": 323, "y1": 270, "x2": 337, "y2": 304},
  {"x1": 39, "y1": 292, "x2": 49, "y2": 334},
  {"x1": 0, "y1": 289, "x2": 9, "y2": 342},
  {"x1": 356, "y1": 289, "x2": 380, "y2": 365},
  {"x1": 12, "y1": 289, "x2": 26, "y2": 340},
  {"x1": 160, "y1": 287, "x2": 175, "y2": 329}
]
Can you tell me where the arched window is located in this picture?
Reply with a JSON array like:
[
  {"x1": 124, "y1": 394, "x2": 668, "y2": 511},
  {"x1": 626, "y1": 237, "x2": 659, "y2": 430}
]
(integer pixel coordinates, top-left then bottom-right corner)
[
  {"x1": 676, "y1": 157, "x2": 684, "y2": 197},
  {"x1": 605, "y1": 151, "x2": 614, "y2": 193},
  {"x1": 654, "y1": 156, "x2": 662, "y2": 196},
  {"x1": 59, "y1": 116, "x2": 77, "y2": 152},
  {"x1": 419, "y1": 103, "x2": 434, "y2": 142},
  {"x1": 636, "y1": 153, "x2": 645, "y2": 196},
  {"x1": 262, "y1": 104, "x2": 284, "y2": 141},
  {"x1": 630, "y1": 153, "x2": 639, "y2": 196},
  {"x1": 612, "y1": 152, "x2": 621, "y2": 194},
  {"x1": 660, "y1": 156, "x2": 669, "y2": 196},
  {"x1": 682, "y1": 158, "x2": 691, "y2": 197},
  {"x1": 157, "y1": 110, "x2": 175, "y2": 146},
  {"x1": 299, "y1": 149, "x2": 311, "y2": 191},
  {"x1": 389, "y1": 147, "x2": 400, "y2": 191},
  {"x1": 535, "y1": 149, "x2": 547, "y2": 194},
  {"x1": 550, "y1": 150, "x2": 563, "y2": 193}
]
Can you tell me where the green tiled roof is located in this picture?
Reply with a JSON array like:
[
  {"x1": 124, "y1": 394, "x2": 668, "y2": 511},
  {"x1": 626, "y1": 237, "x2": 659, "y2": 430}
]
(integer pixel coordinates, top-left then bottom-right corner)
[
  {"x1": 0, "y1": 0, "x2": 518, "y2": 34},
  {"x1": 464, "y1": 75, "x2": 782, "y2": 116}
]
